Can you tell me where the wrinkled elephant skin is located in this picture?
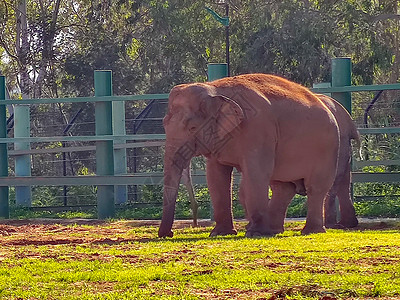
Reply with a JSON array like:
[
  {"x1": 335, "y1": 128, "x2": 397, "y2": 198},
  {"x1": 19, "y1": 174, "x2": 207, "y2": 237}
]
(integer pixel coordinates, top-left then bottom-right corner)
[
  {"x1": 268, "y1": 94, "x2": 360, "y2": 234},
  {"x1": 319, "y1": 94, "x2": 359, "y2": 228},
  {"x1": 158, "y1": 74, "x2": 339, "y2": 238}
]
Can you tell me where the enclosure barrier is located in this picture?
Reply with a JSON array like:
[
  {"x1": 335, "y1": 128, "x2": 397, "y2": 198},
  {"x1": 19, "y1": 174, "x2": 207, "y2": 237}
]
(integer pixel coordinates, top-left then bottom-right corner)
[
  {"x1": 0, "y1": 71, "x2": 169, "y2": 218},
  {"x1": 0, "y1": 58, "x2": 399, "y2": 219},
  {"x1": 94, "y1": 71, "x2": 115, "y2": 219},
  {"x1": 0, "y1": 76, "x2": 9, "y2": 218},
  {"x1": 312, "y1": 57, "x2": 400, "y2": 184}
]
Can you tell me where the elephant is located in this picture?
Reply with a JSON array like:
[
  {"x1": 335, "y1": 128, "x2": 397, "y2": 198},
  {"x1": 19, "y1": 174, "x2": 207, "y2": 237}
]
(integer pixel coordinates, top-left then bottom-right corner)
[
  {"x1": 316, "y1": 94, "x2": 360, "y2": 228},
  {"x1": 158, "y1": 73, "x2": 339, "y2": 238},
  {"x1": 179, "y1": 94, "x2": 359, "y2": 232},
  {"x1": 268, "y1": 94, "x2": 360, "y2": 234}
]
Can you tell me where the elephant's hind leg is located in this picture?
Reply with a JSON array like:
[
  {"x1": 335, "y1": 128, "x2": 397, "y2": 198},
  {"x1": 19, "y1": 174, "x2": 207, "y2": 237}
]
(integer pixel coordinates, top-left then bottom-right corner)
[
  {"x1": 268, "y1": 181, "x2": 297, "y2": 234},
  {"x1": 337, "y1": 165, "x2": 358, "y2": 228},
  {"x1": 324, "y1": 187, "x2": 339, "y2": 229},
  {"x1": 302, "y1": 182, "x2": 330, "y2": 235}
]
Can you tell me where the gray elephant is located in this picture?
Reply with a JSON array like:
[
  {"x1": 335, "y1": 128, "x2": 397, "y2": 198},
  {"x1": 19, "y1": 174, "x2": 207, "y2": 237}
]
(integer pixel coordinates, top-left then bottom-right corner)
[{"x1": 158, "y1": 74, "x2": 339, "y2": 238}]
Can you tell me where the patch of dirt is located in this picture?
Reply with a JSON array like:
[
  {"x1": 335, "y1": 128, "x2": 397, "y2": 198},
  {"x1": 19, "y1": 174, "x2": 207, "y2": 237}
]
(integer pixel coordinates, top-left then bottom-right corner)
[
  {"x1": 160, "y1": 286, "x2": 275, "y2": 300},
  {"x1": 0, "y1": 218, "x2": 107, "y2": 226},
  {"x1": 186, "y1": 285, "x2": 356, "y2": 300},
  {"x1": 349, "y1": 219, "x2": 400, "y2": 231},
  {"x1": 0, "y1": 219, "x2": 217, "y2": 256},
  {"x1": 0, "y1": 218, "x2": 398, "y2": 248}
]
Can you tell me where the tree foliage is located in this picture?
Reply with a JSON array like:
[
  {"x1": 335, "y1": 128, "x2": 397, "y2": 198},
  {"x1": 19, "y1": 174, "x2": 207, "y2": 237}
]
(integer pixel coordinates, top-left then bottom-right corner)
[
  {"x1": 0, "y1": 0, "x2": 399, "y2": 206},
  {"x1": 2, "y1": 0, "x2": 400, "y2": 95}
]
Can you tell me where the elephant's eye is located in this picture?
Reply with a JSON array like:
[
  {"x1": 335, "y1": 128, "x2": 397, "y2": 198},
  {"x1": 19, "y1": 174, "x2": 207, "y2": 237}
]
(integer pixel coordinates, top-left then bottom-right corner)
[
  {"x1": 184, "y1": 116, "x2": 202, "y2": 134},
  {"x1": 182, "y1": 117, "x2": 191, "y2": 127},
  {"x1": 163, "y1": 114, "x2": 172, "y2": 126}
]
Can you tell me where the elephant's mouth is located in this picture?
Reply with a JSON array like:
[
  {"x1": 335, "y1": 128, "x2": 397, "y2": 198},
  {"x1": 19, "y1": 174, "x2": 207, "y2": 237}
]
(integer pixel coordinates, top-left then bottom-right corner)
[{"x1": 193, "y1": 137, "x2": 212, "y2": 157}]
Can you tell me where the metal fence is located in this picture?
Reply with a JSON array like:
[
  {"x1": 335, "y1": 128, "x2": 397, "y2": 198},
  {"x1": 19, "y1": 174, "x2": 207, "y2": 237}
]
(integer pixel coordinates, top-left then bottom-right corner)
[{"x1": 1, "y1": 59, "x2": 399, "y2": 219}]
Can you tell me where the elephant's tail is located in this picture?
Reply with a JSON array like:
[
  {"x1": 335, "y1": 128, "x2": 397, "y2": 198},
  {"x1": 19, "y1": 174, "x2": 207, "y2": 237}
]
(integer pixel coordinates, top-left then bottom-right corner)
[{"x1": 350, "y1": 123, "x2": 363, "y2": 160}]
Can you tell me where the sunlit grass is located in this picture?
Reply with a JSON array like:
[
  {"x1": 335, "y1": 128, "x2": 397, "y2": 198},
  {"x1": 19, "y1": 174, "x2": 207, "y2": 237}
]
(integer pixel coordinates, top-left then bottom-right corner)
[{"x1": 0, "y1": 220, "x2": 400, "y2": 299}]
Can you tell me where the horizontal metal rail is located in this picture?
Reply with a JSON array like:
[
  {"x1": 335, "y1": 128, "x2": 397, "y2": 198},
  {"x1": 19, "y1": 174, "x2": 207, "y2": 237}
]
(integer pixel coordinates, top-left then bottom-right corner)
[
  {"x1": 28, "y1": 205, "x2": 97, "y2": 212},
  {"x1": 1, "y1": 94, "x2": 169, "y2": 105},
  {"x1": 3, "y1": 83, "x2": 399, "y2": 106},
  {"x1": 351, "y1": 172, "x2": 400, "y2": 183},
  {"x1": 358, "y1": 127, "x2": 400, "y2": 134},
  {"x1": 2, "y1": 83, "x2": 399, "y2": 106},
  {"x1": 354, "y1": 195, "x2": 400, "y2": 201},
  {"x1": 1, "y1": 134, "x2": 166, "y2": 143},
  {"x1": 0, "y1": 174, "x2": 166, "y2": 186},
  {"x1": 353, "y1": 160, "x2": 400, "y2": 168},
  {"x1": 311, "y1": 83, "x2": 400, "y2": 93},
  {"x1": 1, "y1": 172, "x2": 398, "y2": 187},
  {"x1": 0, "y1": 172, "x2": 239, "y2": 186},
  {"x1": 2, "y1": 127, "x2": 399, "y2": 145},
  {"x1": 8, "y1": 141, "x2": 166, "y2": 156}
]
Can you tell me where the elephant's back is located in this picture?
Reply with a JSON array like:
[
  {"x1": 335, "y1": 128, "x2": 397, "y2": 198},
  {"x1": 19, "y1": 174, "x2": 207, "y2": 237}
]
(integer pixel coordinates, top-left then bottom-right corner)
[
  {"x1": 317, "y1": 94, "x2": 359, "y2": 141},
  {"x1": 211, "y1": 73, "x2": 322, "y2": 108}
]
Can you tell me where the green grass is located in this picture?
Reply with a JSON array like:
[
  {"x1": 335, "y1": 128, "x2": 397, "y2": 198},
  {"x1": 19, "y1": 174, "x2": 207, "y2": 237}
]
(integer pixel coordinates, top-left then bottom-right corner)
[{"x1": 1, "y1": 220, "x2": 400, "y2": 299}]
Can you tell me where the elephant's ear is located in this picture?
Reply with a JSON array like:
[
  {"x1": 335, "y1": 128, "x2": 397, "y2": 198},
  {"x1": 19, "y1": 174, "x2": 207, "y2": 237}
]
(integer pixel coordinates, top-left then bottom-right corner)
[
  {"x1": 194, "y1": 85, "x2": 245, "y2": 154},
  {"x1": 214, "y1": 95, "x2": 245, "y2": 139}
]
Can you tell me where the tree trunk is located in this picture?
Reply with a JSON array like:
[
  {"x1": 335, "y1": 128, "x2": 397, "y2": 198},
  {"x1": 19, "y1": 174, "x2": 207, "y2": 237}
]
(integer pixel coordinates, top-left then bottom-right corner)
[
  {"x1": 34, "y1": 0, "x2": 61, "y2": 98},
  {"x1": 16, "y1": 0, "x2": 30, "y2": 99}
]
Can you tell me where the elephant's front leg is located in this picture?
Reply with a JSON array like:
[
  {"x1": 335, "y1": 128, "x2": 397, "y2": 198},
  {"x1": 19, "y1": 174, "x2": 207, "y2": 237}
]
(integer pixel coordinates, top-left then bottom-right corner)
[
  {"x1": 206, "y1": 158, "x2": 237, "y2": 236},
  {"x1": 240, "y1": 164, "x2": 271, "y2": 237}
]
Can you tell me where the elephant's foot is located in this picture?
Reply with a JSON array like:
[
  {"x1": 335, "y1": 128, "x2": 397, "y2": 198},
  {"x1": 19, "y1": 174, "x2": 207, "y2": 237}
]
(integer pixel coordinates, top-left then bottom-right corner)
[
  {"x1": 324, "y1": 215, "x2": 337, "y2": 228},
  {"x1": 158, "y1": 229, "x2": 174, "y2": 238},
  {"x1": 266, "y1": 220, "x2": 285, "y2": 235},
  {"x1": 301, "y1": 225, "x2": 326, "y2": 235},
  {"x1": 338, "y1": 217, "x2": 359, "y2": 228},
  {"x1": 245, "y1": 221, "x2": 274, "y2": 237},
  {"x1": 266, "y1": 218, "x2": 285, "y2": 235},
  {"x1": 268, "y1": 227, "x2": 284, "y2": 235},
  {"x1": 209, "y1": 226, "x2": 237, "y2": 237},
  {"x1": 325, "y1": 222, "x2": 345, "y2": 229},
  {"x1": 245, "y1": 230, "x2": 275, "y2": 237}
]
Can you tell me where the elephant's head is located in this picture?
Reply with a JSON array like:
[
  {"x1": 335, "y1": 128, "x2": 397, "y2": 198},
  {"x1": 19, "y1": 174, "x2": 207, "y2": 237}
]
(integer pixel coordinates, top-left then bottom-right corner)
[{"x1": 158, "y1": 83, "x2": 244, "y2": 238}]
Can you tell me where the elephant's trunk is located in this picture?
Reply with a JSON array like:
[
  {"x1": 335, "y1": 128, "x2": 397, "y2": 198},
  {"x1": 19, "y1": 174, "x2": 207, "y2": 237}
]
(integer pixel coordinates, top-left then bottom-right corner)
[{"x1": 158, "y1": 141, "x2": 192, "y2": 238}]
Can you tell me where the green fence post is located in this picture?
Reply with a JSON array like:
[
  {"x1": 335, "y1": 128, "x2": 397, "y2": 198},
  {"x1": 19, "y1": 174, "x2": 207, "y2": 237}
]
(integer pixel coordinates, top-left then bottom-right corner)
[
  {"x1": 113, "y1": 101, "x2": 127, "y2": 204},
  {"x1": 207, "y1": 63, "x2": 228, "y2": 220},
  {"x1": 14, "y1": 104, "x2": 31, "y2": 206},
  {"x1": 0, "y1": 76, "x2": 9, "y2": 218},
  {"x1": 94, "y1": 70, "x2": 115, "y2": 219},
  {"x1": 208, "y1": 63, "x2": 228, "y2": 82},
  {"x1": 331, "y1": 57, "x2": 352, "y2": 114},
  {"x1": 331, "y1": 57, "x2": 353, "y2": 221}
]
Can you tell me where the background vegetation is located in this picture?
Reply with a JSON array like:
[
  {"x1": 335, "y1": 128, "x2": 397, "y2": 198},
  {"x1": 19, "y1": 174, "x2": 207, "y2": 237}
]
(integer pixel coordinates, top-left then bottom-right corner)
[{"x1": 0, "y1": 0, "x2": 399, "y2": 218}]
